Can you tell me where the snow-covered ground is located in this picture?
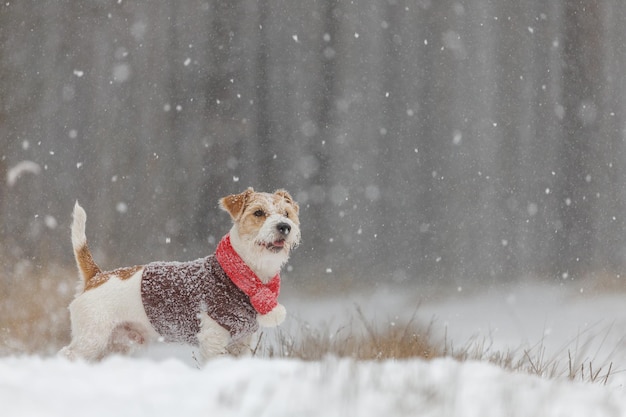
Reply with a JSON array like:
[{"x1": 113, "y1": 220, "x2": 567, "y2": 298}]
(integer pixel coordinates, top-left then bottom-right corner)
[
  {"x1": 2, "y1": 354, "x2": 625, "y2": 417},
  {"x1": 2, "y1": 282, "x2": 626, "y2": 416}
]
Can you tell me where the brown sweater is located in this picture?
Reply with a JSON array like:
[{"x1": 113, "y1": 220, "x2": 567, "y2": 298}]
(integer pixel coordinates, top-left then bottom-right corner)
[{"x1": 140, "y1": 255, "x2": 259, "y2": 345}]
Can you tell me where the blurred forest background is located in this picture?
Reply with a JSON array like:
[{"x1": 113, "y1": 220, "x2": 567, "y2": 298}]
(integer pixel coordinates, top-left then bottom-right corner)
[{"x1": 2, "y1": 0, "x2": 626, "y2": 290}]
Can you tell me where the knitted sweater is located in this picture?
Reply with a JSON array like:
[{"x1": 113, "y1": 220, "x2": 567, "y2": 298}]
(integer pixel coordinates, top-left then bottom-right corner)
[{"x1": 141, "y1": 255, "x2": 259, "y2": 345}]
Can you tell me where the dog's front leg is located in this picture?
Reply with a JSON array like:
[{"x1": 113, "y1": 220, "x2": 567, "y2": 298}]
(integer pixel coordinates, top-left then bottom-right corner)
[
  {"x1": 227, "y1": 334, "x2": 254, "y2": 357},
  {"x1": 197, "y1": 312, "x2": 230, "y2": 362}
]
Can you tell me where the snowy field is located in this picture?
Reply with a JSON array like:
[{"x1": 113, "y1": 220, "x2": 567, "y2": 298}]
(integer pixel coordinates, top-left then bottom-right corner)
[
  {"x1": 2, "y1": 282, "x2": 626, "y2": 416},
  {"x1": 2, "y1": 354, "x2": 625, "y2": 417}
]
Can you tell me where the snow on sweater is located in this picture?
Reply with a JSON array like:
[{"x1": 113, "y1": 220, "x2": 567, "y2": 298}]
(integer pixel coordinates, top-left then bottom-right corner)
[{"x1": 141, "y1": 255, "x2": 258, "y2": 345}]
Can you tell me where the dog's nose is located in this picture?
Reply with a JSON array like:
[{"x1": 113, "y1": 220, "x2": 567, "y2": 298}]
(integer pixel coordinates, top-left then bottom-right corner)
[{"x1": 277, "y1": 222, "x2": 291, "y2": 236}]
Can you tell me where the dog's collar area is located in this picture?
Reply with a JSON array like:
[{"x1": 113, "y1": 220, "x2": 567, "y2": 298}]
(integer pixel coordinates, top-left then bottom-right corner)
[{"x1": 215, "y1": 234, "x2": 280, "y2": 315}]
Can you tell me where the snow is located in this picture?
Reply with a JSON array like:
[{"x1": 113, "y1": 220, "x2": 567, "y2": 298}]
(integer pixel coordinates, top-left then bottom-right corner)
[
  {"x1": 1, "y1": 354, "x2": 624, "y2": 417},
  {"x1": 3, "y1": 283, "x2": 626, "y2": 416}
]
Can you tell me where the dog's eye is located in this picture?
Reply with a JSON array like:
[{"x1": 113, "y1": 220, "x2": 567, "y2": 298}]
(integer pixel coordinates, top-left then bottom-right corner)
[
  {"x1": 254, "y1": 210, "x2": 265, "y2": 217},
  {"x1": 284, "y1": 211, "x2": 289, "y2": 218}
]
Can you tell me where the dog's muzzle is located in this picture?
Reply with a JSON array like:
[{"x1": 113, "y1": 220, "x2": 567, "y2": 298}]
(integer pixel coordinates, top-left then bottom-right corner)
[{"x1": 260, "y1": 222, "x2": 293, "y2": 253}]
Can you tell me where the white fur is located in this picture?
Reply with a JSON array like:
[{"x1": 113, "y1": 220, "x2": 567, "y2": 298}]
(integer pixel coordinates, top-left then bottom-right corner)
[
  {"x1": 60, "y1": 269, "x2": 159, "y2": 361},
  {"x1": 230, "y1": 214, "x2": 300, "y2": 283},
  {"x1": 71, "y1": 202, "x2": 87, "y2": 251},
  {"x1": 197, "y1": 313, "x2": 231, "y2": 361},
  {"x1": 229, "y1": 227, "x2": 286, "y2": 282}
]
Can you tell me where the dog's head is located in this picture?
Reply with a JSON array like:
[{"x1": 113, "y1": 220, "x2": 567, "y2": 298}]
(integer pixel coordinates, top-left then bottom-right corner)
[{"x1": 220, "y1": 188, "x2": 301, "y2": 279}]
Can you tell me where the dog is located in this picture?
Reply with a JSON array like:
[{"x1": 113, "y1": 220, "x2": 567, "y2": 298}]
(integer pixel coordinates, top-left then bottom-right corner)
[{"x1": 59, "y1": 188, "x2": 300, "y2": 361}]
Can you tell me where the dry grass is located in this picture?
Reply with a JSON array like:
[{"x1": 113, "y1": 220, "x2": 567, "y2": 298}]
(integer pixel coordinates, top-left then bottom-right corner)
[
  {"x1": 444, "y1": 335, "x2": 615, "y2": 385},
  {"x1": 577, "y1": 271, "x2": 626, "y2": 295},
  {"x1": 0, "y1": 262, "x2": 73, "y2": 355},
  {"x1": 257, "y1": 307, "x2": 618, "y2": 385},
  {"x1": 262, "y1": 307, "x2": 441, "y2": 361}
]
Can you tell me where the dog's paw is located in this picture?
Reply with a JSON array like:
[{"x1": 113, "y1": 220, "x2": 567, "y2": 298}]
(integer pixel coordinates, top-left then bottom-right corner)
[
  {"x1": 257, "y1": 303, "x2": 286, "y2": 327},
  {"x1": 58, "y1": 346, "x2": 75, "y2": 361}
]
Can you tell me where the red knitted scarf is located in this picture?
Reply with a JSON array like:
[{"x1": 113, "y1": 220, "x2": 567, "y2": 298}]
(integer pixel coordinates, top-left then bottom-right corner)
[{"x1": 215, "y1": 234, "x2": 280, "y2": 315}]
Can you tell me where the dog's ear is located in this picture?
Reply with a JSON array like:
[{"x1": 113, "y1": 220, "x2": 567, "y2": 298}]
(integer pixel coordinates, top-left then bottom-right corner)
[
  {"x1": 274, "y1": 189, "x2": 299, "y2": 214},
  {"x1": 220, "y1": 187, "x2": 254, "y2": 220}
]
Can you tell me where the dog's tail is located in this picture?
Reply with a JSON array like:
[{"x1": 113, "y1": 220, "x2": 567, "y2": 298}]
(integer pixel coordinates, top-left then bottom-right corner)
[{"x1": 71, "y1": 201, "x2": 101, "y2": 288}]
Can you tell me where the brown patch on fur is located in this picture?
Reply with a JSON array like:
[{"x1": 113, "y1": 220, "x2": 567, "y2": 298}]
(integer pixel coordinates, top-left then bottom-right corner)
[
  {"x1": 274, "y1": 190, "x2": 300, "y2": 221},
  {"x1": 75, "y1": 243, "x2": 102, "y2": 282},
  {"x1": 108, "y1": 322, "x2": 147, "y2": 355},
  {"x1": 274, "y1": 189, "x2": 299, "y2": 214},
  {"x1": 220, "y1": 187, "x2": 255, "y2": 220},
  {"x1": 84, "y1": 265, "x2": 143, "y2": 291}
]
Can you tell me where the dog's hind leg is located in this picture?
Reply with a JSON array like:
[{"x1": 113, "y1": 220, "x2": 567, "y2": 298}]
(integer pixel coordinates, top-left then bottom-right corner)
[
  {"x1": 60, "y1": 340, "x2": 108, "y2": 361},
  {"x1": 60, "y1": 324, "x2": 115, "y2": 361},
  {"x1": 59, "y1": 296, "x2": 118, "y2": 361}
]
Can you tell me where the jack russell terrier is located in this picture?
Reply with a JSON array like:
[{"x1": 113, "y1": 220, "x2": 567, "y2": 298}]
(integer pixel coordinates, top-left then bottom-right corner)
[{"x1": 60, "y1": 188, "x2": 301, "y2": 361}]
